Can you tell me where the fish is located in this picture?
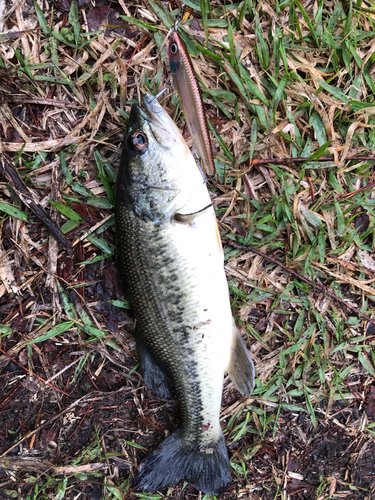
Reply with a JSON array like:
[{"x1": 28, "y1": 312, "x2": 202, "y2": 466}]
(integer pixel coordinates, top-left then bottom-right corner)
[
  {"x1": 115, "y1": 93, "x2": 255, "y2": 495},
  {"x1": 168, "y1": 30, "x2": 216, "y2": 178}
]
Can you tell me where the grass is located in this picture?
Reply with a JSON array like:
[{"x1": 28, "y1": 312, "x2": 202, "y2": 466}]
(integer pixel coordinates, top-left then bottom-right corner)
[{"x1": 0, "y1": 0, "x2": 375, "y2": 499}]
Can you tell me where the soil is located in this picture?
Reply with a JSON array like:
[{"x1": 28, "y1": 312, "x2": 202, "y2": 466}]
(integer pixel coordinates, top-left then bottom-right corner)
[
  {"x1": 1, "y1": 324, "x2": 375, "y2": 500},
  {"x1": 0, "y1": 255, "x2": 374, "y2": 500}
]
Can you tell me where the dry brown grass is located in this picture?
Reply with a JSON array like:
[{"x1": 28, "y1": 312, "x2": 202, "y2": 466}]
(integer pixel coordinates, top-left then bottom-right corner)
[{"x1": 0, "y1": 0, "x2": 375, "y2": 499}]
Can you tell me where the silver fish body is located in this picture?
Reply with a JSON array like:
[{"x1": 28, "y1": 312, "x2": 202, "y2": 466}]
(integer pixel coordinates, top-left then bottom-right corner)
[{"x1": 115, "y1": 94, "x2": 255, "y2": 495}]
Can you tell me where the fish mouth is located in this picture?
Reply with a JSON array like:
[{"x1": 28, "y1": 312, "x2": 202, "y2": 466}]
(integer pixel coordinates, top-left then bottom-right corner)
[
  {"x1": 143, "y1": 93, "x2": 183, "y2": 144},
  {"x1": 143, "y1": 93, "x2": 167, "y2": 118},
  {"x1": 128, "y1": 94, "x2": 168, "y2": 131},
  {"x1": 128, "y1": 95, "x2": 168, "y2": 136},
  {"x1": 128, "y1": 93, "x2": 181, "y2": 148},
  {"x1": 128, "y1": 101, "x2": 151, "y2": 131}
]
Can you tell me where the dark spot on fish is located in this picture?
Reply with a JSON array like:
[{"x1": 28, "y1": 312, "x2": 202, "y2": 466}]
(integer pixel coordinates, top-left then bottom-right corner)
[
  {"x1": 203, "y1": 309, "x2": 208, "y2": 312},
  {"x1": 173, "y1": 325, "x2": 192, "y2": 338},
  {"x1": 193, "y1": 319, "x2": 211, "y2": 330},
  {"x1": 170, "y1": 59, "x2": 181, "y2": 73},
  {"x1": 190, "y1": 382, "x2": 200, "y2": 394},
  {"x1": 202, "y1": 333, "x2": 204, "y2": 338},
  {"x1": 187, "y1": 360, "x2": 198, "y2": 371},
  {"x1": 170, "y1": 311, "x2": 184, "y2": 323},
  {"x1": 150, "y1": 200, "x2": 155, "y2": 208},
  {"x1": 161, "y1": 257, "x2": 174, "y2": 266}
]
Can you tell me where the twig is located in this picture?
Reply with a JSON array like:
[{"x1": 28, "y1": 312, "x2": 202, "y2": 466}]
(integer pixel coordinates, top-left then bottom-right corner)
[
  {"x1": 44, "y1": 355, "x2": 85, "y2": 384},
  {"x1": 306, "y1": 175, "x2": 315, "y2": 201},
  {"x1": 0, "y1": 93, "x2": 80, "y2": 108},
  {"x1": 327, "y1": 254, "x2": 375, "y2": 279},
  {"x1": 0, "y1": 348, "x2": 70, "y2": 396},
  {"x1": 224, "y1": 240, "x2": 375, "y2": 327},
  {"x1": 68, "y1": 401, "x2": 94, "y2": 440},
  {"x1": 250, "y1": 155, "x2": 375, "y2": 165},
  {"x1": 0, "y1": 396, "x2": 90, "y2": 459},
  {"x1": 0, "y1": 456, "x2": 108, "y2": 474},
  {"x1": 339, "y1": 181, "x2": 375, "y2": 199},
  {"x1": 0, "y1": 148, "x2": 72, "y2": 253}
]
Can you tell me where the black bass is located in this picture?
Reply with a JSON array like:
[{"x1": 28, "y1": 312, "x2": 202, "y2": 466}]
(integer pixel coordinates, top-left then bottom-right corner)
[{"x1": 115, "y1": 94, "x2": 255, "y2": 495}]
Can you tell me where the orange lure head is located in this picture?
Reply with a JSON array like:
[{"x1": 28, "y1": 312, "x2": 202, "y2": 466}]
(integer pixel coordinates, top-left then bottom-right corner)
[{"x1": 168, "y1": 31, "x2": 186, "y2": 74}]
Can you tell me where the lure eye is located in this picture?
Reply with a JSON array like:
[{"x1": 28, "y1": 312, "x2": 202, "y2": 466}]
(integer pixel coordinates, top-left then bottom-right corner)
[
  {"x1": 130, "y1": 131, "x2": 147, "y2": 151},
  {"x1": 170, "y1": 42, "x2": 178, "y2": 55}
]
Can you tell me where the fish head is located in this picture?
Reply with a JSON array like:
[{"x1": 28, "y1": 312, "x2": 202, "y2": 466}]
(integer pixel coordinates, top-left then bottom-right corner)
[
  {"x1": 117, "y1": 94, "x2": 203, "y2": 224},
  {"x1": 123, "y1": 94, "x2": 194, "y2": 186}
]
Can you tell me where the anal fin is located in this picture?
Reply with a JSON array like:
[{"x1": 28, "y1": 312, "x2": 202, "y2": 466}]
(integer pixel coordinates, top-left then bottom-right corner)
[
  {"x1": 135, "y1": 328, "x2": 173, "y2": 399},
  {"x1": 226, "y1": 321, "x2": 255, "y2": 396}
]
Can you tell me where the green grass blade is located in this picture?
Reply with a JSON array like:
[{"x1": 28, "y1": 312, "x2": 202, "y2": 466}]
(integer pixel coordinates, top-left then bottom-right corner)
[{"x1": 27, "y1": 321, "x2": 75, "y2": 345}]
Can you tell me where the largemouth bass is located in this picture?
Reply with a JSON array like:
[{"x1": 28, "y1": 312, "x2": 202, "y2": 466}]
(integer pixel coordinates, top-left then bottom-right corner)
[
  {"x1": 168, "y1": 31, "x2": 216, "y2": 178},
  {"x1": 115, "y1": 94, "x2": 255, "y2": 495}
]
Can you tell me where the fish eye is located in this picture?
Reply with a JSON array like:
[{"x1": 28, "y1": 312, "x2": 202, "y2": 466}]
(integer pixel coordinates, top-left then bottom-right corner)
[
  {"x1": 130, "y1": 131, "x2": 147, "y2": 151},
  {"x1": 170, "y1": 42, "x2": 178, "y2": 54}
]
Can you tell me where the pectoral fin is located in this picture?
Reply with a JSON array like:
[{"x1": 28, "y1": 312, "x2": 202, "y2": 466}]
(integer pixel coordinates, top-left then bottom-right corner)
[
  {"x1": 135, "y1": 328, "x2": 173, "y2": 399},
  {"x1": 226, "y1": 322, "x2": 255, "y2": 396},
  {"x1": 175, "y1": 203, "x2": 213, "y2": 223}
]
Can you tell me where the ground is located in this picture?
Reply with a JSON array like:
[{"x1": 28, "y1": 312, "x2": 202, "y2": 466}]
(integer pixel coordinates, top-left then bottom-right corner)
[{"x1": 0, "y1": 0, "x2": 375, "y2": 499}]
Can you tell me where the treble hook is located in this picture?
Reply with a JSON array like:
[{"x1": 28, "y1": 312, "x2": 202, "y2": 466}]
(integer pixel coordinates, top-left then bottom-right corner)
[
  {"x1": 173, "y1": 3, "x2": 186, "y2": 31},
  {"x1": 148, "y1": 85, "x2": 171, "y2": 113},
  {"x1": 150, "y1": 85, "x2": 171, "y2": 104}
]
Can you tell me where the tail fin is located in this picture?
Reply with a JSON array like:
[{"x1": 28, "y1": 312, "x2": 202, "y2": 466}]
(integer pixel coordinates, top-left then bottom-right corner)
[{"x1": 132, "y1": 429, "x2": 231, "y2": 495}]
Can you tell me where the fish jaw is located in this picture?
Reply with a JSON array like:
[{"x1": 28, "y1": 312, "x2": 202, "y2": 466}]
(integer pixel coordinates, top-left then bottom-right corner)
[
  {"x1": 142, "y1": 93, "x2": 184, "y2": 144},
  {"x1": 128, "y1": 102, "x2": 149, "y2": 132}
]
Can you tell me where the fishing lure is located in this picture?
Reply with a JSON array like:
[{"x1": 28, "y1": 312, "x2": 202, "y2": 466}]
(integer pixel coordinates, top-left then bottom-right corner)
[{"x1": 168, "y1": 30, "x2": 216, "y2": 178}]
